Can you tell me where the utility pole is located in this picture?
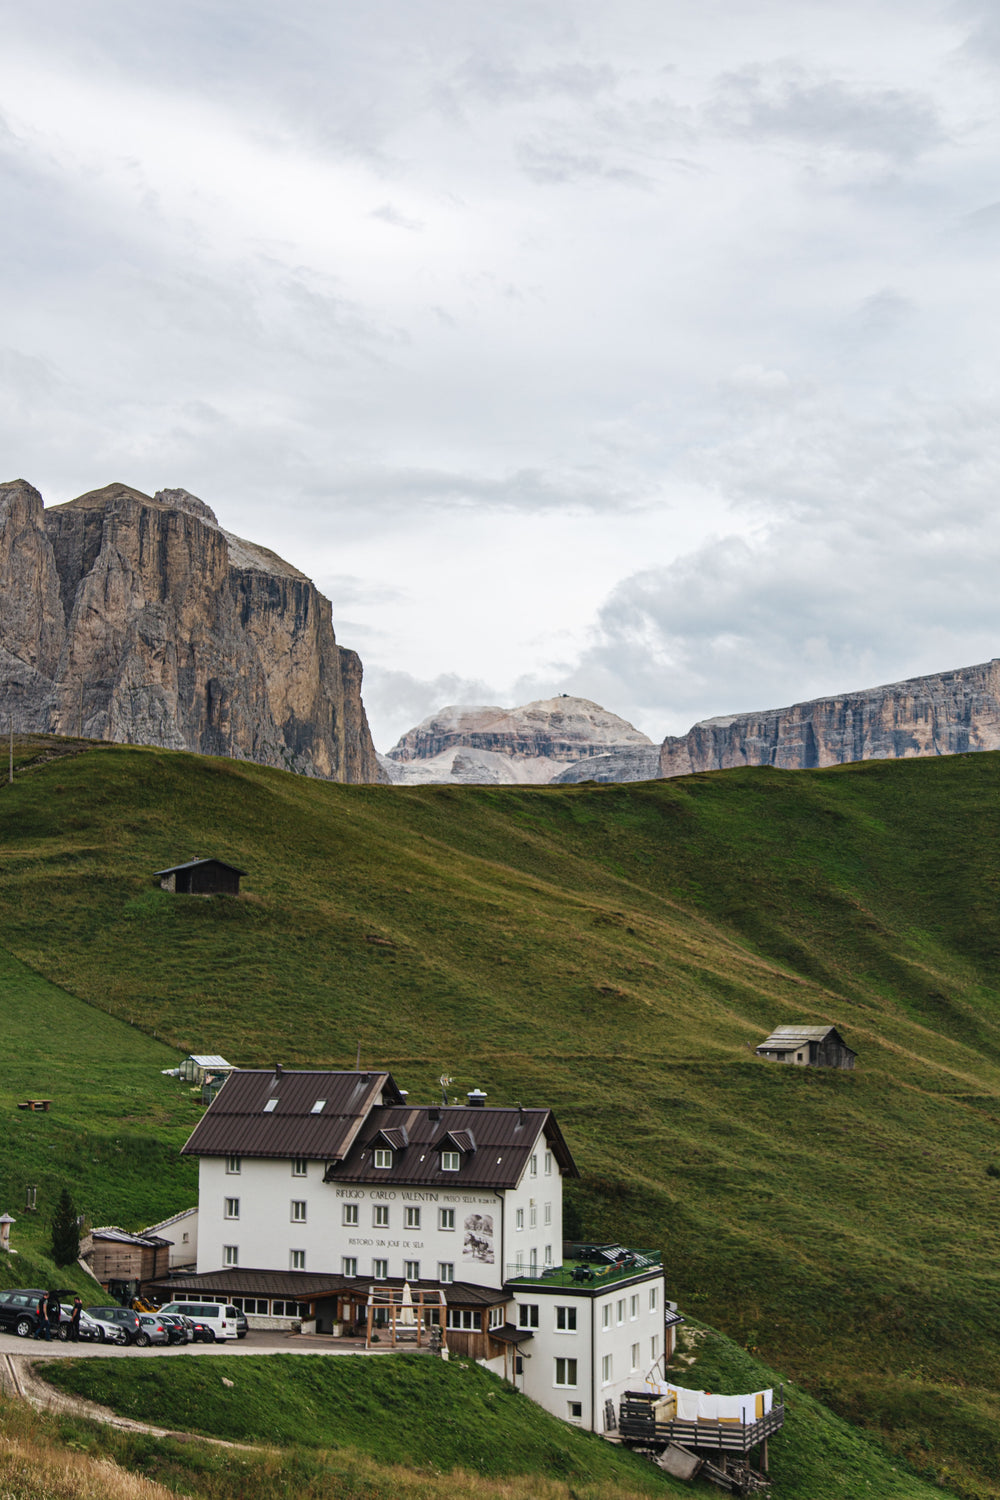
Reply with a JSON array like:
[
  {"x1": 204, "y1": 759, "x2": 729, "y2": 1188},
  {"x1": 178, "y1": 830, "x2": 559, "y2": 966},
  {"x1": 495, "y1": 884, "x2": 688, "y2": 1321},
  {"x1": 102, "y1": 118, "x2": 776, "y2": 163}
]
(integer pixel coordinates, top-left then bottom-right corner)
[{"x1": 8, "y1": 718, "x2": 12, "y2": 785}]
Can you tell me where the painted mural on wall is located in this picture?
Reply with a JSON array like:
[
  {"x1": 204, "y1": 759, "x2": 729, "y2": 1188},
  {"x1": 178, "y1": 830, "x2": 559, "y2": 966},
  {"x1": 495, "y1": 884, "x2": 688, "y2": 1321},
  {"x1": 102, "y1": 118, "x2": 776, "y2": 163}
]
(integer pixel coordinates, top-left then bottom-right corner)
[{"x1": 463, "y1": 1212, "x2": 494, "y2": 1263}]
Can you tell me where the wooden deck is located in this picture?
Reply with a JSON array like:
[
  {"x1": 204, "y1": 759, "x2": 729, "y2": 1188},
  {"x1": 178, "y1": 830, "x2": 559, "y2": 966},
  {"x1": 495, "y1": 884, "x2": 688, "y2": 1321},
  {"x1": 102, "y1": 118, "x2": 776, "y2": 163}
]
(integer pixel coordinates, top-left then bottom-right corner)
[{"x1": 619, "y1": 1392, "x2": 785, "y2": 1455}]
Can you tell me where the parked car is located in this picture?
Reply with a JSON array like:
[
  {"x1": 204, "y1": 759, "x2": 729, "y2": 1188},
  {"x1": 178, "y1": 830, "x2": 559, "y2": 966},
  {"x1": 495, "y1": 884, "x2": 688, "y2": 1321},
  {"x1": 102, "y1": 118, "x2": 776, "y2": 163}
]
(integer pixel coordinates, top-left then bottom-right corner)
[
  {"x1": 134, "y1": 1314, "x2": 170, "y2": 1347},
  {"x1": 0, "y1": 1289, "x2": 47, "y2": 1338},
  {"x1": 56, "y1": 1308, "x2": 128, "y2": 1345},
  {"x1": 156, "y1": 1301, "x2": 239, "y2": 1342},
  {"x1": 157, "y1": 1314, "x2": 192, "y2": 1345},
  {"x1": 85, "y1": 1306, "x2": 143, "y2": 1345}
]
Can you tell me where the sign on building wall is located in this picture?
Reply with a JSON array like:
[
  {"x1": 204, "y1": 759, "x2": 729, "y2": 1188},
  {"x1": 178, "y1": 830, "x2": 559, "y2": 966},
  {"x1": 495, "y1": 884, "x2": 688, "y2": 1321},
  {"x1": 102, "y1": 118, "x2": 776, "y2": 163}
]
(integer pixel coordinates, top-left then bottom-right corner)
[{"x1": 464, "y1": 1212, "x2": 494, "y2": 1263}]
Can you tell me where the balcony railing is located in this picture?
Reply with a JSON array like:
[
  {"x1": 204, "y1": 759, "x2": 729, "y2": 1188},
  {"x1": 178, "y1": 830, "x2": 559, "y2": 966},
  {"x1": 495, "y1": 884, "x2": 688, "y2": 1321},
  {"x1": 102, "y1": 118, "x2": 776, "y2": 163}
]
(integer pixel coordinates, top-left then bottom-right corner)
[{"x1": 504, "y1": 1250, "x2": 662, "y2": 1288}]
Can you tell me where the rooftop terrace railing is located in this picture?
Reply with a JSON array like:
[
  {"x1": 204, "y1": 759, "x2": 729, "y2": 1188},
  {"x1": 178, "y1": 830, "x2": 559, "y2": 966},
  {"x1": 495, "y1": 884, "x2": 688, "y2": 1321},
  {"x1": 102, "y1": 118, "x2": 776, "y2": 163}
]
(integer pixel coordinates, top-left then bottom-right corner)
[{"x1": 504, "y1": 1250, "x2": 662, "y2": 1288}]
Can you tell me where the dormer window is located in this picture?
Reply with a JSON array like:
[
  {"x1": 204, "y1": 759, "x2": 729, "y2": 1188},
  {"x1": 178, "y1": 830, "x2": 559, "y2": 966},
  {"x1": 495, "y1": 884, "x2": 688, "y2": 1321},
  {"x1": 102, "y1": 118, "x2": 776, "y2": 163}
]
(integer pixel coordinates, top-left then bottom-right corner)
[
  {"x1": 264, "y1": 1098, "x2": 278, "y2": 1113},
  {"x1": 311, "y1": 1099, "x2": 326, "y2": 1114},
  {"x1": 441, "y1": 1150, "x2": 460, "y2": 1171},
  {"x1": 374, "y1": 1148, "x2": 393, "y2": 1169}
]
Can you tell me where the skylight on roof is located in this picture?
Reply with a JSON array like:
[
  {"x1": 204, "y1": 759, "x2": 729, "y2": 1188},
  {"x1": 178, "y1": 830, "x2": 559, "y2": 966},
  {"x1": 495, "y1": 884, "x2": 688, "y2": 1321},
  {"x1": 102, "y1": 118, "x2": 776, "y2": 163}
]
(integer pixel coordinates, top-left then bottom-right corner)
[
  {"x1": 264, "y1": 1098, "x2": 278, "y2": 1113},
  {"x1": 311, "y1": 1099, "x2": 326, "y2": 1114}
]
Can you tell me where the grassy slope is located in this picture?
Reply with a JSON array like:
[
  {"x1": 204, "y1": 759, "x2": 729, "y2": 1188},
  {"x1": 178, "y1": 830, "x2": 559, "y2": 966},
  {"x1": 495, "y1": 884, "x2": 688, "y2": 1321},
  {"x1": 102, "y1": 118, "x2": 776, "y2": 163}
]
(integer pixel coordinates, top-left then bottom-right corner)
[
  {"x1": 40, "y1": 1338, "x2": 946, "y2": 1500},
  {"x1": 3, "y1": 738, "x2": 1000, "y2": 1494}
]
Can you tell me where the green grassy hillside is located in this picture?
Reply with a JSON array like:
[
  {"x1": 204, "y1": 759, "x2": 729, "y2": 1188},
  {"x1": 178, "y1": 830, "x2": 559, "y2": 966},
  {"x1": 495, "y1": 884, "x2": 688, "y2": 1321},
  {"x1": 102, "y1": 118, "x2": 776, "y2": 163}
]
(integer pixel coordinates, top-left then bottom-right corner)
[
  {"x1": 3, "y1": 736, "x2": 1000, "y2": 1495},
  {"x1": 39, "y1": 1331, "x2": 948, "y2": 1500}
]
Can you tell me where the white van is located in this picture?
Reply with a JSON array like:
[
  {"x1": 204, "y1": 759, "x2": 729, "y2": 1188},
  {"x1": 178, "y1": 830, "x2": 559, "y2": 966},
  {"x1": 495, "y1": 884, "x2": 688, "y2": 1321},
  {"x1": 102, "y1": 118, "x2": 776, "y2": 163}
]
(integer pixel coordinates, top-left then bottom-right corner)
[{"x1": 157, "y1": 1300, "x2": 239, "y2": 1342}]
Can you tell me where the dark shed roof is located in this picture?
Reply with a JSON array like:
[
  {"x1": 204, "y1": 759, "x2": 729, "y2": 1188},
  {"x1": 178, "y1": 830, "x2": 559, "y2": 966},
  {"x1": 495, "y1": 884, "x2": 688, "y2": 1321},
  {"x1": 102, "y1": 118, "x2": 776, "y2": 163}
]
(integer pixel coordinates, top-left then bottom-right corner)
[
  {"x1": 181, "y1": 1070, "x2": 404, "y2": 1161},
  {"x1": 152, "y1": 1267, "x2": 507, "y2": 1306},
  {"x1": 326, "y1": 1101, "x2": 578, "y2": 1189},
  {"x1": 154, "y1": 858, "x2": 248, "y2": 877}
]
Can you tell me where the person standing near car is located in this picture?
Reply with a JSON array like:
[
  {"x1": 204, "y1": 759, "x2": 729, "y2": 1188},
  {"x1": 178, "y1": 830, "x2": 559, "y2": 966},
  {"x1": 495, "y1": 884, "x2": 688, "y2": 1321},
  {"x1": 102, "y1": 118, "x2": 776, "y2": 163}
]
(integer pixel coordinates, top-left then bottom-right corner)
[
  {"x1": 33, "y1": 1292, "x2": 49, "y2": 1340},
  {"x1": 69, "y1": 1297, "x2": 82, "y2": 1342},
  {"x1": 47, "y1": 1290, "x2": 61, "y2": 1339}
]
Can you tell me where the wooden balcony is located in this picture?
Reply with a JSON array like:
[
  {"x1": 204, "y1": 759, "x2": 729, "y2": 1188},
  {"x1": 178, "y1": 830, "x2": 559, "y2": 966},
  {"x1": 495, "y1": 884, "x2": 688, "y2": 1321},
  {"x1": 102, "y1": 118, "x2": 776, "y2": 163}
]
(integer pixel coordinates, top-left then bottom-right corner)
[{"x1": 619, "y1": 1391, "x2": 785, "y2": 1456}]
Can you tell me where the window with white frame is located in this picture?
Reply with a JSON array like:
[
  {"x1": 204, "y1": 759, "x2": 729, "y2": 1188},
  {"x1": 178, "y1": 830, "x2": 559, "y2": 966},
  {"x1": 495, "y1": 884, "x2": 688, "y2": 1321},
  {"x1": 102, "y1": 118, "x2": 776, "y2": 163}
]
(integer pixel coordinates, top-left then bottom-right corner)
[
  {"x1": 630, "y1": 1294, "x2": 639, "y2": 1320},
  {"x1": 405, "y1": 1206, "x2": 421, "y2": 1229},
  {"x1": 342, "y1": 1257, "x2": 357, "y2": 1277},
  {"x1": 446, "y1": 1309, "x2": 479, "y2": 1330},
  {"x1": 489, "y1": 1306, "x2": 504, "y2": 1328},
  {"x1": 438, "y1": 1262, "x2": 454, "y2": 1282},
  {"x1": 649, "y1": 1286, "x2": 659, "y2": 1313},
  {"x1": 439, "y1": 1207, "x2": 455, "y2": 1230},
  {"x1": 631, "y1": 1342, "x2": 640, "y2": 1371},
  {"x1": 518, "y1": 1304, "x2": 539, "y2": 1329},
  {"x1": 374, "y1": 1203, "x2": 389, "y2": 1227},
  {"x1": 530, "y1": 1153, "x2": 537, "y2": 1176},
  {"x1": 529, "y1": 1248, "x2": 538, "y2": 1274},
  {"x1": 223, "y1": 1245, "x2": 238, "y2": 1267},
  {"x1": 602, "y1": 1304, "x2": 611, "y2": 1331},
  {"x1": 515, "y1": 1208, "x2": 524, "y2": 1230},
  {"x1": 224, "y1": 1197, "x2": 239, "y2": 1219},
  {"x1": 651, "y1": 1334, "x2": 660, "y2": 1361},
  {"x1": 343, "y1": 1203, "x2": 359, "y2": 1225},
  {"x1": 440, "y1": 1150, "x2": 460, "y2": 1171},
  {"x1": 404, "y1": 1259, "x2": 420, "y2": 1280},
  {"x1": 374, "y1": 1148, "x2": 393, "y2": 1169},
  {"x1": 292, "y1": 1158, "x2": 308, "y2": 1177},
  {"x1": 291, "y1": 1200, "x2": 307, "y2": 1222},
  {"x1": 554, "y1": 1358, "x2": 578, "y2": 1387},
  {"x1": 514, "y1": 1251, "x2": 524, "y2": 1273},
  {"x1": 544, "y1": 1151, "x2": 552, "y2": 1175},
  {"x1": 291, "y1": 1249, "x2": 305, "y2": 1270},
  {"x1": 555, "y1": 1306, "x2": 577, "y2": 1331},
  {"x1": 373, "y1": 1258, "x2": 388, "y2": 1280},
  {"x1": 568, "y1": 1401, "x2": 583, "y2": 1421},
  {"x1": 544, "y1": 1244, "x2": 552, "y2": 1266},
  {"x1": 544, "y1": 1202, "x2": 552, "y2": 1225},
  {"x1": 226, "y1": 1154, "x2": 241, "y2": 1174},
  {"x1": 602, "y1": 1353, "x2": 613, "y2": 1384},
  {"x1": 529, "y1": 1203, "x2": 537, "y2": 1228},
  {"x1": 616, "y1": 1298, "x2": 625, "y2": 1325}
]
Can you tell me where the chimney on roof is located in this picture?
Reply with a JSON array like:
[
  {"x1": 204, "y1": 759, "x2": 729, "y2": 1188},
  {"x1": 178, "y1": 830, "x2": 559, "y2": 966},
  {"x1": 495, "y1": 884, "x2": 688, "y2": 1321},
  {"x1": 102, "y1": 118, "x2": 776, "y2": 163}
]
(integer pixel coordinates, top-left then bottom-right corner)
[
  {"x1": 274, "y1": 1063, "x2": 284, "y2": 1076},
  {"x1": 467, "y1": 1089, "x2": 487, "y2": 1108}
]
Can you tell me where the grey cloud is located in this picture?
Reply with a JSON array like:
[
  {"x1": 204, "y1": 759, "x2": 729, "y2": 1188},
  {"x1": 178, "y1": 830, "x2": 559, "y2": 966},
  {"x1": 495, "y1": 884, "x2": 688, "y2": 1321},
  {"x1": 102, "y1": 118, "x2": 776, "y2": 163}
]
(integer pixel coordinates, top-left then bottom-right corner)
[
  {"x1": 516, "y1": 137, "x2": 649, "y2": 186},
  {"x1": 361, "y1": 665, "x2": 504, "y2": 751},
  {"x1": 709, "y1": 65, "x2": 946, "y2": 162},
  {"x1": 370, "y1": 203, "x2": 424, "y2": 231},
  {"x1": 452, "y1": 56, "x2": 618, "y2": 106}
]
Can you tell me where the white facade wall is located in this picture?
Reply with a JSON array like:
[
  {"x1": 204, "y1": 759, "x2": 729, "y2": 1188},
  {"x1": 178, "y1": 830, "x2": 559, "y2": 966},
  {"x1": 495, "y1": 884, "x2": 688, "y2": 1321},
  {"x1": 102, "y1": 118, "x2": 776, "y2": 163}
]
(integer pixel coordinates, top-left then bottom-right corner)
[
  {"x1": 511, "y1": 1272, "x2": 666, "y2": 1433},
  {"x1": 499, "y1": 1135, "x2": 562, "y2": 1279},
  {"x1": 197, "y1": 1125, "x2": 564, "y2": 1287}
]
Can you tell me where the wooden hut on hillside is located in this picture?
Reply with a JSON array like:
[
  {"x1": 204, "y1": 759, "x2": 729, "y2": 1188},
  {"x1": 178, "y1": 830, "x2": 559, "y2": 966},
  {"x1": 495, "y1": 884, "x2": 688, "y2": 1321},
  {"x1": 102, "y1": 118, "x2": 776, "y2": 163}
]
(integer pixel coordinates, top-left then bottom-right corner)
[
  {"x1": 755, "y1": 1024, "x2": 856, "y2": 1070},
  {"x1": 154, "y1": 858, "x2": 246, "y2": 895}
]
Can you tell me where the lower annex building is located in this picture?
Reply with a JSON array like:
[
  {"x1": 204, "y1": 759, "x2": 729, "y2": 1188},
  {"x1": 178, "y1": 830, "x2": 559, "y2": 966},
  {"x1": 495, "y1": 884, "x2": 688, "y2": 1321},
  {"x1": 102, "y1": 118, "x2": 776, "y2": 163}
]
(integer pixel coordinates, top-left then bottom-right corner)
[{"x1": 160, "y1": 1066, "x2": 679, "y2": 1431}]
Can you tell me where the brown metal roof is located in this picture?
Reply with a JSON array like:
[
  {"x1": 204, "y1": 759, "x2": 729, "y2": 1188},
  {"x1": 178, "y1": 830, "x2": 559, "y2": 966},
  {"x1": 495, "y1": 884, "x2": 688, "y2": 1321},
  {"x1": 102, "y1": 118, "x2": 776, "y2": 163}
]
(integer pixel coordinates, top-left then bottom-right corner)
[
  {"x1": 151, "y1": 1268, "x2": 507, "y2": 1307},
  {"x1": 181, "y1": 1070, "x2": 405, "y2": 1160},
  {"x1": 326, "y1": 1103, "x2": 578, "y2": 1189}
]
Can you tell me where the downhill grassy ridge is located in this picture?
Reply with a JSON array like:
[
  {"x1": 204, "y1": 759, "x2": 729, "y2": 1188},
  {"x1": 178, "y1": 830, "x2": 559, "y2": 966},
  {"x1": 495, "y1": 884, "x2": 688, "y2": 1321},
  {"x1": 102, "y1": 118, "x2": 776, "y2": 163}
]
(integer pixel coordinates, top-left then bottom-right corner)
[{"x1": 3, "y1": 737, "x2": 1000, "y2": 1495}]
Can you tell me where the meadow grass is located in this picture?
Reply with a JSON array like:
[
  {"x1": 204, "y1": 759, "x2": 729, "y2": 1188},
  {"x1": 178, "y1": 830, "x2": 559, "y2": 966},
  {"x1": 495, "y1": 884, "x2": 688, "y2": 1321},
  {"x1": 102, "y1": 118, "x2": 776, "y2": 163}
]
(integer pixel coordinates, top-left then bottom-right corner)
[{"x1": 3, "y1": 739, "x2": 1000, "y2": 1492}]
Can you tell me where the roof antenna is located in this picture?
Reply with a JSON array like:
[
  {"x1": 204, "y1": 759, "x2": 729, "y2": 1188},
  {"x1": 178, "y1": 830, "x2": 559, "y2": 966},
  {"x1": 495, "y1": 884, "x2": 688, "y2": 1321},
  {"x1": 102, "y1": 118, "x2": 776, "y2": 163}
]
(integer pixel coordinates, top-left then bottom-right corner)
[
  {"x1": 355, "y1": 1039, "x2": 361, "y2": 1070},
  {"x1": 440, "y1": 1074, "x2": 453, "y2": 1108}
]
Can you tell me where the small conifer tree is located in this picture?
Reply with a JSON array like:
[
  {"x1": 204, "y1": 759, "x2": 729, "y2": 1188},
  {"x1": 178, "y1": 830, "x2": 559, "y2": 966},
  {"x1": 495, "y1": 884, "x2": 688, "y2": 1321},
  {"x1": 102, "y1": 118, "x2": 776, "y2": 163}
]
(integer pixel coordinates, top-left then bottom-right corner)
[{"x1": 51, "y1": 1188, "x2": 80, "y2": 1268}]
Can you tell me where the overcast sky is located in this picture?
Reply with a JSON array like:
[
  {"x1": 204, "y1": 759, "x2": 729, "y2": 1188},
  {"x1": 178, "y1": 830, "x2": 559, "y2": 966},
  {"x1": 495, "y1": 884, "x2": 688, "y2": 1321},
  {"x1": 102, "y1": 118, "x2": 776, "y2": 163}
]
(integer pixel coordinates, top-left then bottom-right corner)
[{"x1": 4, "y1": 1, "x2": 1000, "y2": 751}]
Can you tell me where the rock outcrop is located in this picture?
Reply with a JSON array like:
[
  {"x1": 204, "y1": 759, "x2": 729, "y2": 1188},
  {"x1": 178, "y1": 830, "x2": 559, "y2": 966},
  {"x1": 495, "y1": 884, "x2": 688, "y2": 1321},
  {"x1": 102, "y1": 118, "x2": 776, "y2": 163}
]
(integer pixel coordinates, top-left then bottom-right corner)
[
  {"x1": 0, "y1": 479, "x2": 381, "y2": 782},
  {"x1": 659, "y1": 659, "x2": 1000, "y2": 777},
  {"x1": 384, "y1": 697, "x2": 652, "y2": 784},
  {"x1": 551, "y1": 745, "x2": 662, "y2": 784}
]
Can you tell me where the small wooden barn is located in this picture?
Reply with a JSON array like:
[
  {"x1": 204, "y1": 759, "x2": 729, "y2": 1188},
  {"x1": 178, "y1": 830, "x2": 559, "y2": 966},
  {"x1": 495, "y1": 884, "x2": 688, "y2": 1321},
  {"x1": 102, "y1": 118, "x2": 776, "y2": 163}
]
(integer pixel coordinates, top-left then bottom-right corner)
[
  {"x1": 755, "y1": 1024, "x2": 857, "y2": 1070},
  {"x1": 82, "y1": 1227, "x2": 174, "y2": 1291},
  {"x1": 154, "y1": 858, "x2": 246, "y2": 896}
]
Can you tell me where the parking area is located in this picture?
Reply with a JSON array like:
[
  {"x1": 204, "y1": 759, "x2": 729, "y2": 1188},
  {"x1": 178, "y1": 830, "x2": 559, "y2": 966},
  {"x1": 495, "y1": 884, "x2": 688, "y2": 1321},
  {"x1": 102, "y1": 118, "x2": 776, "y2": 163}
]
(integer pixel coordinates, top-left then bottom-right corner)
[{"x1": 0, "y1": 1328, "x2": 382, "y2": 1359}]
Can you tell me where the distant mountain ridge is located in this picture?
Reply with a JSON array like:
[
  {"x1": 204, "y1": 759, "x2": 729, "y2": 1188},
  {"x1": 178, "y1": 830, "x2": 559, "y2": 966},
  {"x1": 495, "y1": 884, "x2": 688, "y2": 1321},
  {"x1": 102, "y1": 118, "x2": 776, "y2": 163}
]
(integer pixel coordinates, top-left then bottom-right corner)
[
  {"x1": 381, "y1": 696, "x2": 652, "y2": 785},
  {"x1": 0, "y1": 479, "x2": 381, "y2": 782}
]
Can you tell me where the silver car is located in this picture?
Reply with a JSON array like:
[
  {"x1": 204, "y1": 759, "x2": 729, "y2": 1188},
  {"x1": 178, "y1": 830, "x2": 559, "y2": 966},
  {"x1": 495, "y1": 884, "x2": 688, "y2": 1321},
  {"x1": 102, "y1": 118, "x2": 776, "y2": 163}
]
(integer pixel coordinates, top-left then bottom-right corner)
[
  {"x1": 134, "y1": 1313, "x2": 170, "y2": 1347},
  {"x1": 57, "y1": 1308, "x2": 128, "y2": 1345}
]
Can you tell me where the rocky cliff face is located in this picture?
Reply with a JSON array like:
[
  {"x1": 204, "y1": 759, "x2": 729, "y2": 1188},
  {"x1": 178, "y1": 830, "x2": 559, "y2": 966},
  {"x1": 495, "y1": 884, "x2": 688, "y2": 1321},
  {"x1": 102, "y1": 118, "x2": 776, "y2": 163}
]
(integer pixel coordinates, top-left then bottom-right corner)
[
  {"x1": 383, "y1": 697, "x2": 652, "y2": 784},
  {"x1": 0, "y1": 479, "x2": 381, "y2": 782},
  {"x1": 659, "y1": 659, "x2": 1000, "y2": 777}
]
